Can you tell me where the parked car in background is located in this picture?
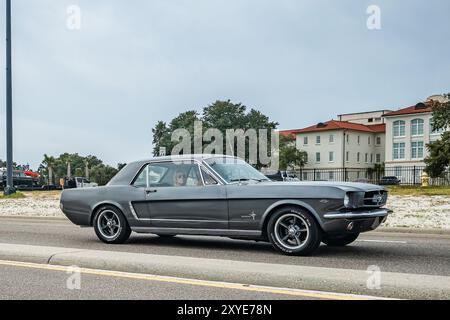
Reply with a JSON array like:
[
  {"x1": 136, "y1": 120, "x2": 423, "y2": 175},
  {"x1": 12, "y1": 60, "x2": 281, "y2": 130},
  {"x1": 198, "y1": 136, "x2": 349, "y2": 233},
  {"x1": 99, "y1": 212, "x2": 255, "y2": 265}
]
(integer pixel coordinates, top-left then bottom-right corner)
[
  {"x1": 379, "y1": 176, "x2": 401, "y2": 186},
  {"x1": 0, "y1": 168, "x2": 41, "y2": 191},
  {"x1": 60, "y1": 155, "x2": 392, "y2": 256},
  {"x1": 64, "y1": 177, "x2": 98, "y2": 189}
]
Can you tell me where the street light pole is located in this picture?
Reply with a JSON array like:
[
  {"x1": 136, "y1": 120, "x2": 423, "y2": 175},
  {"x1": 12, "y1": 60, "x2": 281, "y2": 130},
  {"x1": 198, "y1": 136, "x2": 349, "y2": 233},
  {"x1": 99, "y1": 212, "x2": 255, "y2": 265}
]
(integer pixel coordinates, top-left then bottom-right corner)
[{"x1": 5, "y1": 0, "x2": 15, "y2": 195}]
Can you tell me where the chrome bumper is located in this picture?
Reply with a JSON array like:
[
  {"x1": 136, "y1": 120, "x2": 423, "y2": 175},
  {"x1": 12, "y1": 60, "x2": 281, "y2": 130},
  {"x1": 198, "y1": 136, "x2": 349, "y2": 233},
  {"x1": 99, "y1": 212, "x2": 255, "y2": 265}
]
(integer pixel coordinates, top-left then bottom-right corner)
[{"x1": 324, "y1": 208, "x2": 393, "y2": 219}]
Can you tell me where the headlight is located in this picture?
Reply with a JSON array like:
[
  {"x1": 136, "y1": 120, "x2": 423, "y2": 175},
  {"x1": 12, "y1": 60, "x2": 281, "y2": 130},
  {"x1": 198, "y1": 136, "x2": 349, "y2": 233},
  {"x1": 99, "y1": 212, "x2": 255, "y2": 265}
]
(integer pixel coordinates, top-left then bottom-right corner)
[{"x1": 344, "y1": 192, "x2": 365, "y2": 208}]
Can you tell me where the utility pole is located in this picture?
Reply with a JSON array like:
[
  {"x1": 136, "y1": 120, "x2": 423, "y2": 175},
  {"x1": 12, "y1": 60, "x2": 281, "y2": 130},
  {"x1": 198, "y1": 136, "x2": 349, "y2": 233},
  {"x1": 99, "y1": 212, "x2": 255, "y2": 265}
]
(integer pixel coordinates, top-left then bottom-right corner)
[{"x1": 5, "y1": 0, "x2": 15, "y2": 195}]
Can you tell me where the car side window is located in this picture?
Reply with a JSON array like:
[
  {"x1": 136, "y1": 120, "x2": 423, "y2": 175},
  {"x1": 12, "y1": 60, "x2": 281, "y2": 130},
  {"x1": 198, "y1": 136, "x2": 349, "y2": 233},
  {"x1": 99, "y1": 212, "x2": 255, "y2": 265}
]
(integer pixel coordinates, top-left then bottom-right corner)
[
  {"x1": 170, "y1": 163, "x2": 202, "y2": 187},
  {"x1": 134, "y1": 162, "x2": 205, "y2": 188},
  {"x1": 133, "y1": 164, "x2": 168, "y2": 188},
  {"x1": 201, "y1": 167, "x2": 218, "y2": 185}
]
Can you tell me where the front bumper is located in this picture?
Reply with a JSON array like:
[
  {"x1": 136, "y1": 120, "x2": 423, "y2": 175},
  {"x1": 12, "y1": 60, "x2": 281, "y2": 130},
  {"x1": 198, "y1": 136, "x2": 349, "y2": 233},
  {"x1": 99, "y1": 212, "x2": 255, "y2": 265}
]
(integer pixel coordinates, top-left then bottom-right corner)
[
  {"x1": 324, "y1": 208, "x2": 392, "y2": 220},
  {"x1": 320, "y1": 208, "x2": 392, "y2": 234}
]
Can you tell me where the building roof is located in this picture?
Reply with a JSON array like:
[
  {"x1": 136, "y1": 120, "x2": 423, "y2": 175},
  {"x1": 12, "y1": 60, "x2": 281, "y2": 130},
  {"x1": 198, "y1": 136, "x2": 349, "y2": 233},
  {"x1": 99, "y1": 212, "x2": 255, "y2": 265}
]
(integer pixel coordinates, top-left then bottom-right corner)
[
  {"x1": 280, "y1": 120, "x2": 386, "y2": 135},
  {"x1": 337, "y1": 110, "x2": 392, "y2": 117},
  {"x1": 383, "y1": 103, "x2": 433, "y2": 117}
]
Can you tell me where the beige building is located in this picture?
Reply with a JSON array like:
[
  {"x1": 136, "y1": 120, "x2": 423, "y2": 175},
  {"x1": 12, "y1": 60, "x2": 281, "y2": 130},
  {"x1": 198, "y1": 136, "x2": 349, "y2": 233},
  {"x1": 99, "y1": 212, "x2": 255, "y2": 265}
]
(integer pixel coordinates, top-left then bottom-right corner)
[
  {"x1": 383, "y1": 95, "x2": 449, "y2": 179},
  {"x1": 281, "y1": 111, "x2": 388, "y2": 181}
]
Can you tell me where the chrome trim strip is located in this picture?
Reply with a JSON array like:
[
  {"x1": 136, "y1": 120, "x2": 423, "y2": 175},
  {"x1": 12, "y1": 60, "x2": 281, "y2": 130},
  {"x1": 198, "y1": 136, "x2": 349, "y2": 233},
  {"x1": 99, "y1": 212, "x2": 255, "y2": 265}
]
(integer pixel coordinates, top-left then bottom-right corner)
[
  {"x1": 129, "y1": 202, "x2": 151, "y2": 221},
  {"x1": 149, "y1": 218, "x2": 229, "y2": 223},
  {"x1": 324, "y1": 209, "x2": 392, "y2": 219},
  {"x1": 131, "y1": 227, "x2": 262, "y2": 237}
]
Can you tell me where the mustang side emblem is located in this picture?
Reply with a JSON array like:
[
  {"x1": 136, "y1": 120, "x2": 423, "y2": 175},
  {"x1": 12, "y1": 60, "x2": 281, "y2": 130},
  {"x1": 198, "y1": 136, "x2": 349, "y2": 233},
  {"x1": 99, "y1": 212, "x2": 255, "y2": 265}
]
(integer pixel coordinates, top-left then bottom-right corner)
[{"x1": 242, "y1": 212, "x2": 257, "y2": 221}]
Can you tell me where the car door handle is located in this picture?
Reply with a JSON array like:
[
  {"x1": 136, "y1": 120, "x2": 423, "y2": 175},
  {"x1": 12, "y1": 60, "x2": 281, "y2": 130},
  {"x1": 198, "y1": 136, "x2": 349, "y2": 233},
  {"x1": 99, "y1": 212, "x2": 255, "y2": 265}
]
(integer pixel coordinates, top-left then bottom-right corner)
[{"x1": 145, "y1": 189, "x2": 158, "y2": 195}]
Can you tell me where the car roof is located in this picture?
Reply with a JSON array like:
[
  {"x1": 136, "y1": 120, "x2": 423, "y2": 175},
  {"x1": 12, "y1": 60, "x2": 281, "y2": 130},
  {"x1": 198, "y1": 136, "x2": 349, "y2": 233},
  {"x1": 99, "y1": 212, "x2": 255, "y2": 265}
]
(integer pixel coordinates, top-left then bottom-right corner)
[
  {"x1": 132, "y1": 154, "x2": 238, "y2": 165},
  {"x1": 108, "y1": 154, "x2": 238, "y2": 186}
]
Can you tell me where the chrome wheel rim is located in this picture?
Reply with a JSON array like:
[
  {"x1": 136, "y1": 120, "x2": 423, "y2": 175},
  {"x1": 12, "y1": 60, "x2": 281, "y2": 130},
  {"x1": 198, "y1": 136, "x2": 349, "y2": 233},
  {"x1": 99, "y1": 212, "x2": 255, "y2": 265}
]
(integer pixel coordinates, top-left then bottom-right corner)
[
  {"x1": 97, "y1": 210, "x2": 121, "y2": 239},
  {"x1": 274, "y1": 213, "x2": 309, "y2": 250}
]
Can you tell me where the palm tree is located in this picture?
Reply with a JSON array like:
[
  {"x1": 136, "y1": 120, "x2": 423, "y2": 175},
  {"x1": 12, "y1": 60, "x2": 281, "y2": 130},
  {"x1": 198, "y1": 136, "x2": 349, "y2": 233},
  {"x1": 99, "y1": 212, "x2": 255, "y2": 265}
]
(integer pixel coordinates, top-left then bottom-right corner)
[{"x1": 42, "y1": 154, "x2": 56, "y2": 186}]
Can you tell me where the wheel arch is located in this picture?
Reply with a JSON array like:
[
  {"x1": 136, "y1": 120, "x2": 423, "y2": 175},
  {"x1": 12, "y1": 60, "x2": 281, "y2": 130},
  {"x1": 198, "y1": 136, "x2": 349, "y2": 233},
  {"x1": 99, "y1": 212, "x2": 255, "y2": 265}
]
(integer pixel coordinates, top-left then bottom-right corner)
[
  {"x1": 90, "y1": 201, "x2": 126, "y2": 226},
  {"x1": 260, "y1": 200, "x2": 325, "y2": 239}
]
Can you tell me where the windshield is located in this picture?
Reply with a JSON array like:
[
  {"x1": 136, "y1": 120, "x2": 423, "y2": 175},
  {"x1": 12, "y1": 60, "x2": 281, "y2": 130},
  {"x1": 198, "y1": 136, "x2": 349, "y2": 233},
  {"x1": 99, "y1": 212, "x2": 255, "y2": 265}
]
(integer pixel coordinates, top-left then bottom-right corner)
[{"x1": 205, "y1": 157, "x2": 270, "y2": 183}]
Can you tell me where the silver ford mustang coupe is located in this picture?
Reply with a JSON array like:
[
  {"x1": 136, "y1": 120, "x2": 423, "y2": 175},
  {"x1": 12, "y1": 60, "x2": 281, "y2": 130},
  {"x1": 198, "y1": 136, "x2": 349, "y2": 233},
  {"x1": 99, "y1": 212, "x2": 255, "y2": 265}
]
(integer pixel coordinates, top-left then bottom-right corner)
[{"x1": 60, "y1": 154, "x2": 392, "y2": 256}]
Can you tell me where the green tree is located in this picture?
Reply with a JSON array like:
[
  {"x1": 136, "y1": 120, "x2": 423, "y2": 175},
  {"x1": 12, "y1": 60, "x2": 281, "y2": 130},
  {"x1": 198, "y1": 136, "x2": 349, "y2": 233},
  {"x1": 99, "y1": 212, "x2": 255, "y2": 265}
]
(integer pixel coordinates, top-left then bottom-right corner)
[
  {"x1": 89, "y1": 164, "x2": 119, "y2": 186},
  {"x1": 425, "y1": 94, "x2": 450, "y2": 177},
  {"x1": 151, "y1": 100, "x2": 279, "y2": 168},
  {"x1": 279, "y1": 135, "x2": 308, "y2": 170},
  {"x1": 38, "y1": 154, "x2": 117, "y2": 186},
  {"x1": 42, "y1": 155, "x2": 56, "y2": 185}
]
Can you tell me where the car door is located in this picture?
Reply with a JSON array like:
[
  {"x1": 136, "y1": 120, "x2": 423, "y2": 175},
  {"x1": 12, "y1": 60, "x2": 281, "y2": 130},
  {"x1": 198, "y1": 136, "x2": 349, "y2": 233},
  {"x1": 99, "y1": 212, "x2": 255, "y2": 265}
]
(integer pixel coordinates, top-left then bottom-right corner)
[{"x1": 142, "y1": 161, "x2": 228, "y2": 230}]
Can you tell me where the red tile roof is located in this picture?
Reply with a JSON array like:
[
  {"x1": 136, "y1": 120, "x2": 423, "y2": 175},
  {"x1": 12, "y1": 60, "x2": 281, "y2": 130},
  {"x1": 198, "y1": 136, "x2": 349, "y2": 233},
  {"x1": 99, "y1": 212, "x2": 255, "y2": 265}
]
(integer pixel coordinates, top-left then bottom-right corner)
[
  {"x1": 383, "y1": 103, "x2": 432, "y2": 117},
  {"x1": 282, "y1": 120, "x2": 386, "y2": 135}
]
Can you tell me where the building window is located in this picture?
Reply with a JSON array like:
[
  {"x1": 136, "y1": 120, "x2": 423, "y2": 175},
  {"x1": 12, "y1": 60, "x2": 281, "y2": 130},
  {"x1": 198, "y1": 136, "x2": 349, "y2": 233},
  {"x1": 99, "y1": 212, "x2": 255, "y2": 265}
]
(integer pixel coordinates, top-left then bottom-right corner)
[
  {"x1": 376, "y1": 154, "x2": 381, "y2": 163},
  {"x1": 393, "y1": 120, "x2": 406, "y2": 137},
  {"x1": 357, "y1": 152, "x2": 360, "y2": 163},
  {"x1": 393, "y1": 142, "x2": 406, "y2": 160},
  {"x1": 370, "y1": 154, "x2": 373, "y2": 163},
  {"x1": 411, "y1": 119, "x2": 424, "y2": 136},
  {"x1": 368, "y1": 137, "x2": 371, "y2": 145},
  {"x1": 346, "y1": 134, "x2": 350, "y2": 143},
  {"x1": 304, "y1": 136, "x2": 308, "y2": 145},
  {"x1": 316, "y1": 136, "x2": 321, "y2": 145},
  {"x1": 329, "y1": 134, "x2": 334, "y2": 143},
  {"x1": 376, "y1": 136, "x2": 381, "y2": 145},
  {"x1": 365, "y1": 153, "x2": 368, "y2": 163},
  {"x1": 368, "y1": 118, "x2": 374, "y2": 123},
  {"x1": 346, "y1": 151, "x2": 350, "y2": 162},
  {"x1": 357, "y1": 136, "x2": 360, "y2": 144},
  {"x1": 411, "y1": 141, "x2": 424, "y2": 159},
  {"x1": 316, "y1": 152, "x2": 321, "y2": 163},
  {"x1": 329, "y1": 152, "x2": 334, "y2": 162}
]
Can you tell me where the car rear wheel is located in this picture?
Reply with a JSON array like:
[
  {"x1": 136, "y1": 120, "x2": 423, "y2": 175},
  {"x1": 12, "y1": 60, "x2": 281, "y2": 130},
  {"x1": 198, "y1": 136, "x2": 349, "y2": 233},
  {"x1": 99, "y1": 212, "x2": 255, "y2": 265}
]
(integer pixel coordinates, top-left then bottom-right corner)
[
  {"x1": 267, "y1": 206, "x2": 321, "y2": 256},
  {"x1": 93, "y1": 206, "x2": 131, "y2": 244},
  {"x1": 322, "y1": 233, "x2": 360, "y2": 247}
]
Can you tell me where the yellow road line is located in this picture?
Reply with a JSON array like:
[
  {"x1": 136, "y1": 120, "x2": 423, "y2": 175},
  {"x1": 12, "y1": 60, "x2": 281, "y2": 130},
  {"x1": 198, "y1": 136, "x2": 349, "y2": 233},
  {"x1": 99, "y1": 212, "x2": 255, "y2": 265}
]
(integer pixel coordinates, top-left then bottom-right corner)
[{"x1": 0, "y1": 259, "x2": 385, "y2": 300}]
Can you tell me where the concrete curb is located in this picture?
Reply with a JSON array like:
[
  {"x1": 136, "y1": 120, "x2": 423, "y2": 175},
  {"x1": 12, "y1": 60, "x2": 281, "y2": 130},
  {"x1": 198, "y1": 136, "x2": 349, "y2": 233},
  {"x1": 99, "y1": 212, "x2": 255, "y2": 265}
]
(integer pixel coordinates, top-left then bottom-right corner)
[{"x1": 0, "y1": 243, "x2": 448, "y2": 300}]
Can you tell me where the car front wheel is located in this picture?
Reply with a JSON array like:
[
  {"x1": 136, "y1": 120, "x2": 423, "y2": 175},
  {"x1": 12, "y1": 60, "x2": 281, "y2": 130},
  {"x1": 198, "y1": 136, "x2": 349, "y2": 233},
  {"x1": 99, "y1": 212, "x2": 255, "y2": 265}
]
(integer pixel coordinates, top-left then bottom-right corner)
[
  {"x1": 93, "y1": 206, "x2": 131, "y2": 244},
  {"x1": 322, "y1": 233, "x2": 360, "y2": 247},
  {"x1": 267, "y1": 207, "x2": 322, "y2": 256}
]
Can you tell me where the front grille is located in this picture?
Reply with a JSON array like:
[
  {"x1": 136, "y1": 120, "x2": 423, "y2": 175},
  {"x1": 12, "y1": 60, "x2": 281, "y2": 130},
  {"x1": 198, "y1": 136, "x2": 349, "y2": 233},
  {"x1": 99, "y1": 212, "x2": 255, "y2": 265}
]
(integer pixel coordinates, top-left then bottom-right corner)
[{"x1": 363, "y1": 190, "x2": 388, "y2": 207}]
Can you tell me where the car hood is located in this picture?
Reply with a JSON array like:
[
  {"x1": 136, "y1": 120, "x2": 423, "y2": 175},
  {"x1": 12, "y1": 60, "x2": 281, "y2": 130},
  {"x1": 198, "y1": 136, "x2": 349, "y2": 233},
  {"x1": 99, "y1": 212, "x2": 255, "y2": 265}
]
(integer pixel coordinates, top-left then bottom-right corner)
[{"x1": 257, "y1": 181, "x2": 385, "y2": 192}]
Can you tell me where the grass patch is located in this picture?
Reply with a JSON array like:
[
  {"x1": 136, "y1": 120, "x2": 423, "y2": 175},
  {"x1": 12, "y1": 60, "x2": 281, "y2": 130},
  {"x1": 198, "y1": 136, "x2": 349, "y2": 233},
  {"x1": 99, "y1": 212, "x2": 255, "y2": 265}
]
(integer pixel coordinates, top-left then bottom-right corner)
[
  {"x1": 386, "y1": 186, "x2": 450, "y2": 196},
  {"x1": 0, "y1": 191, "x2": 26, "y2": 200}
]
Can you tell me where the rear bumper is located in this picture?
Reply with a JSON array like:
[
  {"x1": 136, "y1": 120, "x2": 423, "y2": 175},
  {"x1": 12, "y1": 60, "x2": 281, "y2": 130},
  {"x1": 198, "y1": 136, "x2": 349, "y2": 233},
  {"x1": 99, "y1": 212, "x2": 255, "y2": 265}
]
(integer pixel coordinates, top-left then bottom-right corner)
[{"x1": 324, "y1": 208, "x2": 392, "y2": 220}]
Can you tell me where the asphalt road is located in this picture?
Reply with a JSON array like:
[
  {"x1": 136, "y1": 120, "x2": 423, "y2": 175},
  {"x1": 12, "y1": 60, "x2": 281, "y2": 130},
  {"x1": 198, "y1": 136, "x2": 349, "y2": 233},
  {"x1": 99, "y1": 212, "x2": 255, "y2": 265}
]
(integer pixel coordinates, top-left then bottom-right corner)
[
  {"x1": 0, "y1": 264, "x2": 320, "y2": 300},
  {"x1": 0, "y1": 217, "x2": 449, "y2": 277}
]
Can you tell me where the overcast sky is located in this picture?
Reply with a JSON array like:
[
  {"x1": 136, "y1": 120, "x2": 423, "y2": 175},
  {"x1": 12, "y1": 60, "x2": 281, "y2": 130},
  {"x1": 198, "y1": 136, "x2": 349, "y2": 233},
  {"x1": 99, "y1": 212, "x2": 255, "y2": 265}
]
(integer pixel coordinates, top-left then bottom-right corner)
[{"x1": 0, "y1": 0, "x2": 449, "y2": 169}]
